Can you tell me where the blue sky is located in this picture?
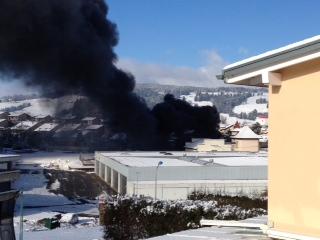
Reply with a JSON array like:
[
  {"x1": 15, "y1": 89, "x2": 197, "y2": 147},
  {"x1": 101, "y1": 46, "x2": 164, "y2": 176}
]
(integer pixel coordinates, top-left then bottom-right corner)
[
  {"x1": 1, "y1": 0, "x2": 320, "y2": 96},
  {"x1": 108, "y1": 0, "x2": 320, "y2": 67}
]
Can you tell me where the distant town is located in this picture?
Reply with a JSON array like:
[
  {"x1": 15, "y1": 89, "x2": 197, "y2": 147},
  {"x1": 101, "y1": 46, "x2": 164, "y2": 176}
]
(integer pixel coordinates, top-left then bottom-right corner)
[{"x1": 0, "y1": 84, "x2": 268, "y2": 153}]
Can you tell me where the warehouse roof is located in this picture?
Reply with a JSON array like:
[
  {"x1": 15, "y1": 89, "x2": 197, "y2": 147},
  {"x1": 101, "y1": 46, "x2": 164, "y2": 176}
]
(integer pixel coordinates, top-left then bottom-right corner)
[
  {"x1": 99, "y1": 151, "x2": 267, "y2": 158},
  {"x1": 201, "y1": 157, "x2": 267, "y2": 166},
  {"x1": 100, "y1": 151, "x2": 268, "y2": 167},
  {"x1": 109, "y1": 157, "x2": 201, "y2": 167}
]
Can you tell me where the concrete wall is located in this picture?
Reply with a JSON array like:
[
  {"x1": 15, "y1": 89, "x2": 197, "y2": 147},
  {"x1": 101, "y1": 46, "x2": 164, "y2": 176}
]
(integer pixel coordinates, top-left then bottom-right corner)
[
  {"x1": 233, "y1": 139, "x2": 259, "y2": 152},
  {"x1": 268, "y1": 58, "x2": 320, "y2": 238},
  {"x1": 127, "y1": 180, "x2": 267, "y2": 200}
]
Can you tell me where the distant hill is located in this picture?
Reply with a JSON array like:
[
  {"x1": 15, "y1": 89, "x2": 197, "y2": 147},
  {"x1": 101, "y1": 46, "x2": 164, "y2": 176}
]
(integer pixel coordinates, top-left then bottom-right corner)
[
  {"x1": 135, "y1": 83, "x2": 267, "y2": 114},
  {"x1": 0, "y1": 84, "x2": 267, "y2": 117}
]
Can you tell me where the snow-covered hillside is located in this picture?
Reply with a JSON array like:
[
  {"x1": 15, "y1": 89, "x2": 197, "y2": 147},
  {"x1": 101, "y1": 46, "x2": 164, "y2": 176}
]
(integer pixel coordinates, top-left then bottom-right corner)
[
  {"x1": 233, "y1": 93, "x2": 268, "y2": 114},
  {"x1": 0, "y1": 95, "x2": 82, "y2": 116},
  {"x1": 180, "y1": 92, "x2": 213, "y2": 107}
]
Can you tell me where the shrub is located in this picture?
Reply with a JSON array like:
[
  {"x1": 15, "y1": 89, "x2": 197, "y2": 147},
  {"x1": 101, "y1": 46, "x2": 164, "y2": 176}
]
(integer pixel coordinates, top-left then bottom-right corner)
[{"x1": 103, "y1": 196, "x2": 267, "y2": 240}]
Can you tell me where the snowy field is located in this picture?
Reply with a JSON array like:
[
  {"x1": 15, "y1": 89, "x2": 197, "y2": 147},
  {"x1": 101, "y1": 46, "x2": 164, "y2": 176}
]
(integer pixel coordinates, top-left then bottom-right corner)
[
  {"x1": 18, "y1": 151, "x2": 82, "y2": 170},
  {"x1": 220, "y1": 113, "x2": 255, "y2": 125},
  {"x1": 233, "y1": 93, "x2": 268, "y2": 114},
  {"x1": 180, "y1": 92, "x2": 213, "y2": 107}
]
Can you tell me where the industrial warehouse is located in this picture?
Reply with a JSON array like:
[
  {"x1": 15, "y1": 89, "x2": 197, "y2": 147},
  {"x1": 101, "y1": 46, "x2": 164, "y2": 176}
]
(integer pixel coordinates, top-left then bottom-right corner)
[{"x1": 95, "y1": 151, "x2": 267, "y2": 200}]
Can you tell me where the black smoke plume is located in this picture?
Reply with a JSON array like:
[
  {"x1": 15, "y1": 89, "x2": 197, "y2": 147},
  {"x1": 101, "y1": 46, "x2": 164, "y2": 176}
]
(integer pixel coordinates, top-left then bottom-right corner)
[{"x1": 0, "y1": 0, "x2": 220, "y2": 149}]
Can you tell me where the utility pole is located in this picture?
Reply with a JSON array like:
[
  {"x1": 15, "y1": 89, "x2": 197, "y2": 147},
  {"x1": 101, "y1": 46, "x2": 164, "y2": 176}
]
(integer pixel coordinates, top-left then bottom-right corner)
[{"x1": 19, "y1": 191, "x2": 24, "y2": 240}]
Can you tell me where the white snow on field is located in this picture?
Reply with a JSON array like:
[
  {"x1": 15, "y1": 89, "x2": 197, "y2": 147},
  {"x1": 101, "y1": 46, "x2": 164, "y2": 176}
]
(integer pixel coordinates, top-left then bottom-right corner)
[
  {"x1": 180, "y1": 92, "x2": 213, "y2": 107},
  {"x1": 220, "y1": 113, "x2": 255, "y2": 126},
  {"x1": 19, "y1": 151, "x2": 81, "y2": 170},
  {"x1": 13, "y1": 169, "x2": 100, "y2": 239},
  {"x1": 13, "y1": 172, "x2": 73, "y2": 207},
  {"x1": 233, "y1": 104, "x2": 268, "y2": 114},
  {"x1": 233, "y1": 93, "x2": 268, "y2": 114}
]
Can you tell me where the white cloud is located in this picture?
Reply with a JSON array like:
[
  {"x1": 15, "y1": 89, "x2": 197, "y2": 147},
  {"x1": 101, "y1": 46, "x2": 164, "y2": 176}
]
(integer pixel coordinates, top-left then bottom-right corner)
[{"x1": 117, "y1": 50, "x2": 229, "y2": 88}]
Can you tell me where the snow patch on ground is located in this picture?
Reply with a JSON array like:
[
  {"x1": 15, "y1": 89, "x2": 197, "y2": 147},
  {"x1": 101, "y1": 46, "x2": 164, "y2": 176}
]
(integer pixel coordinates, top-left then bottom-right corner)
[
  {"x1": 13, "y1": 172, "x2": 73, "y2": 207},
  {"x1": 50, "y1": 179, "x2": 60, "y2": 191}
]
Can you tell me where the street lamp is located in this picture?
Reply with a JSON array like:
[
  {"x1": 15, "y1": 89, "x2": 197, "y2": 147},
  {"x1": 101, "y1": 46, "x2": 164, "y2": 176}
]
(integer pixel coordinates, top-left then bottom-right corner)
[
  {"x1": 135, "y1": 171, "x2": 140, "y2": 196},
  {"x1": 154, "y1": 161, "x2": 163, "y2": 200}
]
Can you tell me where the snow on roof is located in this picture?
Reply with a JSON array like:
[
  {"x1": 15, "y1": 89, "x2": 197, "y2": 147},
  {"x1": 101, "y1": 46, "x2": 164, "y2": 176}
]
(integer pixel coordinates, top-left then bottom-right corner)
[
  {"x1": 232, "y1": 126, "x2": 261, "y2": 139},
  {"x1": 0, "y1": 119, "x2": 7, "y2": 123},
  {"x1": 100, "y1": 151, "x2": 267, "y2": 158},
  {"x1": 34, "y1": 123, "x2": 59, "y2": 132},
  {"x1": 9, "y1": 111, "x2": 29, "y2": 117},
  {"x1": 11, "y1": 121, "x2": 39, "y2": 130},
  {"x1": 148, "y1": 216, "x2": 268, "y2": 240},
  {"x1": 82, "y1": 117, "x2": 97, "y2": 121},
  {"x1": 224, "y1": 35, "x2": 320, "y2": 70},
  {"x1": 33, "y1": 114, "x2": 51, "y2": 118},
  {"x1": 85, "y1": 124, "x2": 103, "y2": 130},
  {"x1": 201, "y1": 156, "x2": 267, "y2": 166},
  {"x1": 109, "y1": 157, "x2": 201, "y2": 167},
  {"x1": 185, "y1": 138, "x2": 225, "y2": 149}
]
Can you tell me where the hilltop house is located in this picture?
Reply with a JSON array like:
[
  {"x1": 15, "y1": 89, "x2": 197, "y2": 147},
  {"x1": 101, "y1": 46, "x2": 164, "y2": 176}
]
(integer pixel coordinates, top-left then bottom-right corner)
[{"x1": 219, "y1": 35, "x2": 320, "y2": 239}]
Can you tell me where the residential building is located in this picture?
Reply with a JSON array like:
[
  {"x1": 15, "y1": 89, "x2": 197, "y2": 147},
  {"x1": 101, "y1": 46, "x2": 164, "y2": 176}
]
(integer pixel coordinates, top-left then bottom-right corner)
[
  {"x1": 34, "y1": 123, "x2": 60, "y2": 134},
  {"x1": 0, "y1": 154, "x2": 20, "y2": 240},
  {"x1": 8, "y1": 112, "x2": 32, "y2": 124},
  {"x1": 219, "y1": 35, "x2": 320, "y2": 239},
  {"x1": 32, "y1": 114, "x2": 53, "y2": 123},
  {"x1": 11, "y1": 121, "x2": 42, "y2": 133},
  {"x1": 81, "y1": 117, "x2": 100, "y2": 126},
  {"x1": 231, "y1": 126, "x2": 261, "y2": 152}
]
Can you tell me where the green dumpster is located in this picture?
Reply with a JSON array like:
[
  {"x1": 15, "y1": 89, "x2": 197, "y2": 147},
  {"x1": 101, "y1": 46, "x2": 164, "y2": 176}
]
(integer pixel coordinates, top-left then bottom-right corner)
[{"x1": 44, "y1": 218, "x2": 60, "y2": 230}]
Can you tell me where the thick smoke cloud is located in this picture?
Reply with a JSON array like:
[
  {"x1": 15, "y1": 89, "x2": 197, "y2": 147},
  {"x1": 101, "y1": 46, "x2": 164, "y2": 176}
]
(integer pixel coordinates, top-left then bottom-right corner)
[{"x1": 0, "y1": 0, "x2": 220, "y2": 149}]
